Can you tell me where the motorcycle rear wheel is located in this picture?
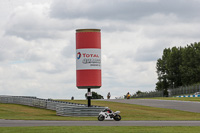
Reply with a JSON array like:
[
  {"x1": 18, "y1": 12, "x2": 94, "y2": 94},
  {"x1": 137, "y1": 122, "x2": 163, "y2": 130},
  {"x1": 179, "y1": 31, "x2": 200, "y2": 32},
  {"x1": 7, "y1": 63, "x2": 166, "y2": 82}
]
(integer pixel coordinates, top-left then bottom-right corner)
[
  {"x1": 114, "y1": 115, "x2": 121, "y2": 121},
  {"x1": 98, "y1": 115, "x2": 105, "y2": 121}
]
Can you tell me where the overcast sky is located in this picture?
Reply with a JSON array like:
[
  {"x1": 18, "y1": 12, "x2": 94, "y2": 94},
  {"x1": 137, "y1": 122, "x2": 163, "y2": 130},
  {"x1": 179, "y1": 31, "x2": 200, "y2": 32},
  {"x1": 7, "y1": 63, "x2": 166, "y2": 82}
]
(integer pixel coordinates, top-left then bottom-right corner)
[{"x1": 0, "y1": 0, "x2": 200, "y2": 99}]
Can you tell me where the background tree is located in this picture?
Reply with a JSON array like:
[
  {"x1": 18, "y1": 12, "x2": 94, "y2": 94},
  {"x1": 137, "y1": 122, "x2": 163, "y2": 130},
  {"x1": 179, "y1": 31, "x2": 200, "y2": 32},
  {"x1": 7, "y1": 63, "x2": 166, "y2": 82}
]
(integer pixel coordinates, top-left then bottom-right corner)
[
  {"x1": 156, "y1": 48, "x2": 170, "y2": 91},
  {"x1": 180, "y1": 42, "x2": 200, "y2": 86},
  {"x1": 136, "y1": 90, "x2": 142, "y2": 95},
  {"x1": 156, "y1": 42, "x2": 200, "y2": 91}
]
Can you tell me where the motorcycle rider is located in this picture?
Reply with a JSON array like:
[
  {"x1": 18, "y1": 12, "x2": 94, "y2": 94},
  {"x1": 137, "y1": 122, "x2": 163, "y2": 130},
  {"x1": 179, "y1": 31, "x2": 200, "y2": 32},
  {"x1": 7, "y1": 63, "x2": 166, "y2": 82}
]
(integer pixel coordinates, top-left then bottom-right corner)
[
  {"x1": 98, "y1": 108, "x2": 121, "y2": 121},
  {"x1": 103, "y1": 108, "x2": 114, "y2": 118},
  {"x1": 127, "y1": 92, "x2": 131, "y2": 99},
  {"x1": 103, "y1": 108, "x2": 112, "y2": 113},
  {"x1": 107, "y1": 92, "x2": 111, "y2": 99}
]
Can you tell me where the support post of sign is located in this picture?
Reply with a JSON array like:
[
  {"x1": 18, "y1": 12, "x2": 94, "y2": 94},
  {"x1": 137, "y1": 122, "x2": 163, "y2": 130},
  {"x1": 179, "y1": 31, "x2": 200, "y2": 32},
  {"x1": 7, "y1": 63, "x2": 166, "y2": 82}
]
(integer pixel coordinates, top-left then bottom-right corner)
[{"x1": 88, "y1": 88, "x2": 91, "y2": 107}]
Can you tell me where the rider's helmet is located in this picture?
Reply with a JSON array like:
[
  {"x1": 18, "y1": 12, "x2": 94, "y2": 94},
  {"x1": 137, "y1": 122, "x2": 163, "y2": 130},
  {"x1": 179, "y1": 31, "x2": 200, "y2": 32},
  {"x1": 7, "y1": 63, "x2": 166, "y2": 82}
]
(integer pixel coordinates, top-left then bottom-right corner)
[{"x1": 103, "y1": 108, "x2": 112, "y2": 113}]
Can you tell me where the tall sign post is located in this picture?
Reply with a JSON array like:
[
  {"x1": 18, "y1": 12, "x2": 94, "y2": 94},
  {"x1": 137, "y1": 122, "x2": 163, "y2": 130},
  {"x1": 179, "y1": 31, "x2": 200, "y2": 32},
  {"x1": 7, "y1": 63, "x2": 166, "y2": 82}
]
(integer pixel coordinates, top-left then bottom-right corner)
[{"x1": 76, "y1": 29, "x2": 101, "y2": 107}]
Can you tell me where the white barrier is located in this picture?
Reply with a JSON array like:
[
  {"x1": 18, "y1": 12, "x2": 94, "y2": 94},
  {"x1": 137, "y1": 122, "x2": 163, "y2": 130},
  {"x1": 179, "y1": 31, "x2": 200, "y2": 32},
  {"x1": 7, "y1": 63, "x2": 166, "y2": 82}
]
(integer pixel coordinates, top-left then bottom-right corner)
[
  {"x1": 0, "y1": 95, "x2": 106, "y2": 116},
  {"x1": 176, "y1": 95, "x2": 200, "y2": 98}
]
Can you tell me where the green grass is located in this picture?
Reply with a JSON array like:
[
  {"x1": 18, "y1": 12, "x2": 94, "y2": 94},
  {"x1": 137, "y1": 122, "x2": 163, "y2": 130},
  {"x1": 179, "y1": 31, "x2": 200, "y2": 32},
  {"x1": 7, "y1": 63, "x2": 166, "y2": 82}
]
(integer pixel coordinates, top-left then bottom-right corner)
[
  {"x1": 135, "y1": 97, "x2": 200, "y2": 102},
  {"x1": 1, "y1": 126, "x2": 200, "y2": 133},
  {"x1": 1, "y1": 99, "x2": 200, "y2": 132},
  {"x1": 1, "y1": 98, "x2": 200, "y2": 121},
  {"x1": 60, "y1": 100, "x2": 200, "y2": 121},
  {"x1": 0, "y1": 104, "x2": 94, "y2": 121}
]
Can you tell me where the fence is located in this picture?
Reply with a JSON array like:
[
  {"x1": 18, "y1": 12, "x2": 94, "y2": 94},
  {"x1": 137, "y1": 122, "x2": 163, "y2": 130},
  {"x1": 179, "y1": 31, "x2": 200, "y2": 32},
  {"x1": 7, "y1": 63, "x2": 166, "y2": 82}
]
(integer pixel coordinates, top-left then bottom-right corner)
[
  {"x1": 131, "y1": 83, "x2": 200, "y2": 98},
  {"x1": 0, "y1": 95, "x2": 106, "y2": 116},
  {"x1": 168, "y1": 84, "x2": 200, "y2": 97}
]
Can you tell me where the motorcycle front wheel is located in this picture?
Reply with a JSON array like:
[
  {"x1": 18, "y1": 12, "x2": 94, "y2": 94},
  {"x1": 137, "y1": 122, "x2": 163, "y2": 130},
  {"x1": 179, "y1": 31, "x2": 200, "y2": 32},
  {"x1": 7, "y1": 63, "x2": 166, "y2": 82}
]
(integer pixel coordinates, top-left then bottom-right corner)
[
  {"x1": 114, "y1": 115, "x2": 121, "y2": 121},
  {"x1": 98, "y1": 115, "x2": 105, "y2": 121}
]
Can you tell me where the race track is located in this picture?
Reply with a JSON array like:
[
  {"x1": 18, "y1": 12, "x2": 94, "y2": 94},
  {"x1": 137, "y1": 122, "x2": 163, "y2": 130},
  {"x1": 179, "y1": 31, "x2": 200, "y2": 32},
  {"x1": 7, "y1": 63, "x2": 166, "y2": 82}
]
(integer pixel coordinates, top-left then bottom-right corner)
[
  {"x1": 1, "y1": 119, "x2": 200, "y2": 127},
  {"x1": 103, "y1": 99, "x2": 200, "y2": 113}
]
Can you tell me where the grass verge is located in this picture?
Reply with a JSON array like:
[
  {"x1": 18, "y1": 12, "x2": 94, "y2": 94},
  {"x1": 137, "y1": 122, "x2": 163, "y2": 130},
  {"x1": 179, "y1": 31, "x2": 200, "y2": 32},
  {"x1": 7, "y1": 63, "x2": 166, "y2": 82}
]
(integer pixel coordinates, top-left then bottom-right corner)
[
  {"x1": 1, "y1": 126, "x2": 200, "y2": 133},
  {"x1": 60, "y1": 100, "x2": 200, "y2": 121},
  {"x1": 0, "y1": 104, "x2": 94, "y2": 121},
  {"x1": 1, "y1": 98, "x2": 200, "y2": 121}
]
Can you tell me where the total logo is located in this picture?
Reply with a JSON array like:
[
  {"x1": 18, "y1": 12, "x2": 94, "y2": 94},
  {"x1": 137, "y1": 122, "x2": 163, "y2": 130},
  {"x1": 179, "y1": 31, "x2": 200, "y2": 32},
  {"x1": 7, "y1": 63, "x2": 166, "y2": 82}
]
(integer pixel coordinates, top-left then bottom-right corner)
[
  {"x1": 77, "y1": 52, "x2": 81, "y2": 59},
  {"x1": 77, "y1": 52, "x2": 99, "y2": 60}
]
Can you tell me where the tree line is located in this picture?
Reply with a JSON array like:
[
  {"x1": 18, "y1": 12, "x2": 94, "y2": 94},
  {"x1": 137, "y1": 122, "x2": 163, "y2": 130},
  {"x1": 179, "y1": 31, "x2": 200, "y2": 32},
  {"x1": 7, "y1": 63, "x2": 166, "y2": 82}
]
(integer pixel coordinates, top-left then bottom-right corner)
[{"x1": 156, "y1": 42, "x2": 200, "y2": 93}]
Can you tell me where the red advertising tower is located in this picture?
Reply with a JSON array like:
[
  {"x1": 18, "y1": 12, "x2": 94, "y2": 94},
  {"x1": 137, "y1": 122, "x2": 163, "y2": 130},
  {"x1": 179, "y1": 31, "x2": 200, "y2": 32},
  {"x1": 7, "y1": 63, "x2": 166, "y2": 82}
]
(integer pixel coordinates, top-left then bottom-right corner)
[
  {"x1": 76, "y1": 29, "x2": 101, "y2": 106},
  {"x1": 76, "y1": 29, "x2": 101, "y2": 88}
]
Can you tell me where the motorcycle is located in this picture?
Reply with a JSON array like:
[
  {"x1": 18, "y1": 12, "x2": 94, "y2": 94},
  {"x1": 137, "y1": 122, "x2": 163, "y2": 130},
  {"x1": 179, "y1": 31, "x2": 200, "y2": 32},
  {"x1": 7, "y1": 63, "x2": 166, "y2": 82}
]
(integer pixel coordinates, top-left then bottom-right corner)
[{"x1": 98, "y1": 108, "x2": 121, "y2": 121}]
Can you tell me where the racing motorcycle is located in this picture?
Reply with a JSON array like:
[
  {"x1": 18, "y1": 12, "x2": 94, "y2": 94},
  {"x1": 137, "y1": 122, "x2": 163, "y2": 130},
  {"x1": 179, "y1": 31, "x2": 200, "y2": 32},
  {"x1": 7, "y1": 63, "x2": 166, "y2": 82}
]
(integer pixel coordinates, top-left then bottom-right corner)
[{"x1": 98, "y1": 108, "x2": 121, "y2": 121}]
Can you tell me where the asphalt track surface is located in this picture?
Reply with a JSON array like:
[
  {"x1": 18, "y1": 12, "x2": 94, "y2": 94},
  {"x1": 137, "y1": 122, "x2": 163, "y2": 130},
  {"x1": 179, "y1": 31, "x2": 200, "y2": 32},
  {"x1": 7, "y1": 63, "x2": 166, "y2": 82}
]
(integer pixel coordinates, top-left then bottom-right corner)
[
  {"x1": 103, "y1": 99, "x2": 200, "y2": 113},
  {"x1": 1, "y1": 119, "x2": 200, "y2": 127}
]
